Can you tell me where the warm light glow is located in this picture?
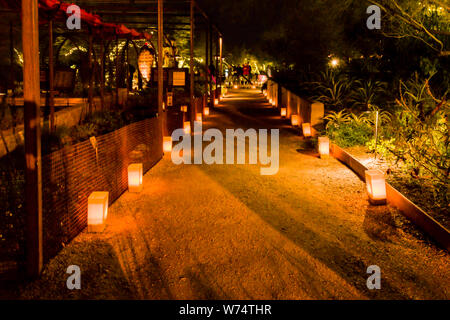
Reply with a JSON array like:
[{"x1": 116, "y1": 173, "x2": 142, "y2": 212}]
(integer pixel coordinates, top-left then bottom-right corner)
[
  {"x1": 280, "y1": 108, "x2": 287, "y2": 118},
  {"x1": 318, "y1": 136, "x2": 330, "y2": 158},
  {"x1": 88, "y1": 192, "x2": 109, "y2": 232},
  {"x1": 181, "y1": 105, "x2": 188, "y2": 113},
  {"x1": 204, "y1": 107, "x2": 210, "y2": 116},
  {"x1": 196, "y1": 113, "x2": 203, "y2": 122},
  {"x1": 128, "y1": 163, "x2": 143, "y2": 193},
  {"x1": 302, "y1": 123, "x2": 312, "y2": 137},
  {"x1": 184, "y1": 121, "x2": 191, "y2": 134},
  {"x1": 215, "y1": 99, "x2": 219, "y2": 105},
  {"x1": 163, "y1": 136, "x2": 172, "y2": 153},
  {"x1": 365, "y1": 170, "x2": 387, "y2": 205},
  {"x1": 252, "y1": 85, "x2": 256, "y2": 89},
  {"x1": 291, "y1": 115, "x2": 300, "y2": 127},
  {"x1": 233, "y1": 85, "x2": 238, "y2": 89},
  {"x1": 138, "y1": 47, "x2": 154, "y2": 82},
  {"x1": 330, "y1": 58, "x2": 339, "y2": 68},
  {"x1": 269, "y1": 99, "x2": 273, "y2": 104}
]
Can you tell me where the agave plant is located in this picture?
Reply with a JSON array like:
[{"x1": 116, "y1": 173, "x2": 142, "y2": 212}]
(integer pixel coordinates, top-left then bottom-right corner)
[
  {"x1": 323, "y1": 110, "x2": 351, "y2": 129},
  {"x1": 348, "y1": 80, "x2": 387, "y2": 111},
  {"x1": 312, "y1": 71, "x2": 353, "y2": 110}
]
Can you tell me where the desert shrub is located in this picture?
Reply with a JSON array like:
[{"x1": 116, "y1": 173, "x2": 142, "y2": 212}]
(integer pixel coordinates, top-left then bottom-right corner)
[
  {"x1": 348, "y1": 80, "x2": 388, "y2": 111},
  {"x1": 366, "y1": 137, "x2": 396, "y2": 161},
  {"x1": 387, "y1": 75, "x2": 449, "y2": 201},
  {"x1": 311, "y1": 70, "x2": 353, "y2": 110},
  {"x1": 325, "y1": 110, "x2": 373, "y2": 147}
]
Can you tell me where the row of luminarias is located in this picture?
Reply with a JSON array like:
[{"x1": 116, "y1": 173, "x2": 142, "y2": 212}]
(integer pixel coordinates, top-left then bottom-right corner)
[
  {"x1": 88, "y1": 89, "x2": 387, "y2": 232},
  {"x1": 87, "y1": 96, "x2": 220, "y2": 232},
  {"x1": 263, "y1": 89, "x2": 387, "y2": 206}
]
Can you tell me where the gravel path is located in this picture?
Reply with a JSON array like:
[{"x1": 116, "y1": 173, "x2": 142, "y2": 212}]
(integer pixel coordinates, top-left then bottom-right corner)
[{"x1": 11, "y1": 89, "x2": 450, "y2": 300}]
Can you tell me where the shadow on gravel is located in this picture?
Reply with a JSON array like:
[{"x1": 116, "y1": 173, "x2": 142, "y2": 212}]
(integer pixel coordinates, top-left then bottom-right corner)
[{"x1": 15, "y1": 239, "x2": 134, "y2": 299}]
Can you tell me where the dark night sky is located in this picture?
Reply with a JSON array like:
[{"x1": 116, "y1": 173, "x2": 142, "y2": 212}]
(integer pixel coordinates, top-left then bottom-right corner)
[{"x1": 196, "y1": 0, "x2": 289, "y2": 54}]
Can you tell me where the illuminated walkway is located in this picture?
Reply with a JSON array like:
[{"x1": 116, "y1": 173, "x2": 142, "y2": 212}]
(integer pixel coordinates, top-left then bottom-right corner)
[{"x1": 17, "y1": 89, "x2": 450, "y2": 299}]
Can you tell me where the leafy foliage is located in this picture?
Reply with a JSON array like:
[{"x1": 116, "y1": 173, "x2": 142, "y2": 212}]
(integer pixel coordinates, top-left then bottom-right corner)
[
  {"x1": 325, "y1": 110, "x2": 374, "y2": 147},
  {"x1": 388, "y1": 75, "x2": 449, "y2": 194}
]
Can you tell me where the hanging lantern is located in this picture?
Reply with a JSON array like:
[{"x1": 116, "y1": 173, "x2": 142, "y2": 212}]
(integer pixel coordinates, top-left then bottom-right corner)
[
  {"x1": 318, "y1": 136, "x2": 330, "y2": 158},
  {"x1": 163, "y1": 136, "x2": 172, "y2": 153},
  {"x1": 204, "y1": 107, "x2": 210, "y2": 116},
  {"x1": 181, "y1": 105, "x2": 188, "y2": 113},
  {"x1": 196, "y1": 113, "x2": 203, "y2": 122},
  {"x1": 291, "y1": 115, "x2": 300, "y2": 127},
  {"x1": 302, "y1": 123, "x2": 312, "y2": 137},
  {"x1": 280, "y1": 108, "x2": 287, "y2": 118},
  {"x1": 128, "y1": 163, "x2": 143, "y2": 193},
  {"x1": 365, "y1": 170, "x2": 387, "y2": 205},
  {"x1": 184, "y1": 121, "x2": 191, "y2": 134},
  {"x1": 88, "y1": 192, "x2": 109, "y2": 233},
  {"x1": 138, "y1": 45, "x2": 155, "y2": 82}
]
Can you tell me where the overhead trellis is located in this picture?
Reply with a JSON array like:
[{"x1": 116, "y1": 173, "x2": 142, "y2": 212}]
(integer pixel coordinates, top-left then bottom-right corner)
[{"x1": 1, "y1": 0, "x2": 153, "y2": 40}]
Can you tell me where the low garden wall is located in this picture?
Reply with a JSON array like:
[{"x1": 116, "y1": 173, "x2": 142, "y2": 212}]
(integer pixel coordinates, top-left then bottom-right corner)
[
  {"x1": 331, "y1": 143, "x2": 450, "y2": 251},
  {"x1": 41, "y1": 117, "x2": 163, "y2": 262},
  {"x1": 267, "y1": 79, "x2": 324, "y2": 134}
]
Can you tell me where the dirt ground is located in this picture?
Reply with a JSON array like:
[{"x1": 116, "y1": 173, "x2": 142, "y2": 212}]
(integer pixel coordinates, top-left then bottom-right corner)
[{"x1": 5, "y1": 89, "x2": 450, "y2": 300}]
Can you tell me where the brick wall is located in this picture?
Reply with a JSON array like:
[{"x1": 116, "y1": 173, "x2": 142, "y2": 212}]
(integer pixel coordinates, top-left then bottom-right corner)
[{"x1": 41, "y1": 117, "x2": 162, "y2": 262}]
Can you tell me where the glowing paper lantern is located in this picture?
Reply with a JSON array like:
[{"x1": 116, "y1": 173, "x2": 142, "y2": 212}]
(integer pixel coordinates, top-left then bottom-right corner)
[
  {"x1": 291, "y1": 115, "x2": 300, "y2": 127},
  {"x1": 163, "y1": 136, "x2": 172, "y2": 153},
  {"x1": 365, "y1": 170, "x2": 387, "y2": 205},
  {"x1": 138, "y1": 45, "x2": 154, "y2": 82},
  {"x1": 128, "y1": 163, "x2": 143, "y2": 193},
  {"x1": 196, "y1": 113, "x2": 203, "y2": 122},
  {"x1": 184, "y1": 121, "x2": 191, "y2": 134},
  {"x1": 318, "y1": 136, "x2": 330, "y2": 158},
  {"x1": 204, "y1": 107, "x2": 210, "y2": 116},
  {"x1": 88, "y1": 192, "x2": 109, "y2": 233},
  {"x1": 181, "y1": 105, "x2": 188, "y2": 113},
  {"x1": 302, "y1": 123, "x2": 312, "y2": 137},
  {"x1": 280, "y1": 108, "x2": 287, "y2": 118}
]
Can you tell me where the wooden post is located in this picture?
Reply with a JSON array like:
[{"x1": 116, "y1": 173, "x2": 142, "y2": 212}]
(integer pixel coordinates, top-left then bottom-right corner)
[
  {"x1": 190, "y1": 0, "x2": 195, "y2": 131},
  {"x1": 10, "y1": 22, "x2": 15, "y2": 101},
  {"x1": 48, "y1": 20, "x2": 55, "y2": 132},
  {"x1": 205, "y1": 22, "x2": 209, "y2": 106},
  {"x1": 100, "y1": 37, "x2": 105, "y2": 111},
  {"x1": 215, "y1": 33, "x2": 219, "y2": 97},
  {"x1": 219, "y1": 36, "x2": 223, "y2": 94},
  {"x1": 209, "y1": 23, "x2": 213, "y2": 108},
  {"x1": 115, "y1": 36, "x2": 119, "y2": 108},
  {"x1": 158, "y1": 0, "x2": 164, "y2": 118},
  {"x1": 88, "y1": 30, "x2": 94, "y2": 114},
  {"x1": 22, "y1": 0, "x2": 43, "y2": 278}
]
